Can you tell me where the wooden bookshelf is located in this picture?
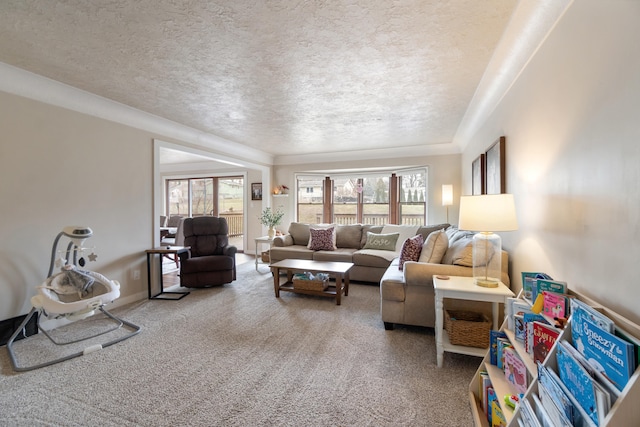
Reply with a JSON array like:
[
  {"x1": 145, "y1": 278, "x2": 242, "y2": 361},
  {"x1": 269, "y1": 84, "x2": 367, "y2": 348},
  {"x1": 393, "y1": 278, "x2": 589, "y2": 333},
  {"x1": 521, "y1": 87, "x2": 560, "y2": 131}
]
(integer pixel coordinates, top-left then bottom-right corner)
[{"x1": 469, "y1": 289, "x2": 640, "y2": 426}]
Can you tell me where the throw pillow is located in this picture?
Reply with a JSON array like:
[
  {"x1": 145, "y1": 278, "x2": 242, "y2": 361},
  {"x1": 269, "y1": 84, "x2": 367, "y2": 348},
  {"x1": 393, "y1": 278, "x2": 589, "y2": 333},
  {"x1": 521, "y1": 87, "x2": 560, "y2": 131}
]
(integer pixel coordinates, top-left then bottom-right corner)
[
  {"x1": 398, "y1": 234, "x2": 424, "y2": 270},
  {"x1": 418, "y1": 230, "x2": 449, "y2": 263},
  {"x1": 362, "y1": 232, "x2": 400, "y2": 251},
  {"x1": 380, "y1": 224, "x2": 419, "y2": 252},
  {"x1": 307, "y1": 227, "x2": 337, "y2": 251}
]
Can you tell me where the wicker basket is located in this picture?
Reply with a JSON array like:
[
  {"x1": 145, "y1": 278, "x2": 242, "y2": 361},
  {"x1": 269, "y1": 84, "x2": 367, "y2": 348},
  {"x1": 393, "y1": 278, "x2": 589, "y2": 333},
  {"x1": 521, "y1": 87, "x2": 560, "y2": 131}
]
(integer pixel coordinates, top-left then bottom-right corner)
[
  {"x1": 261, "y1": 251, "x2": 270, "y2": 263},
  {"x1": 444, "y1": 310, "x2": 491, "y2": 348},
  {"x1": 293, "y1": 276, "x2": 329, "y2": 291}
]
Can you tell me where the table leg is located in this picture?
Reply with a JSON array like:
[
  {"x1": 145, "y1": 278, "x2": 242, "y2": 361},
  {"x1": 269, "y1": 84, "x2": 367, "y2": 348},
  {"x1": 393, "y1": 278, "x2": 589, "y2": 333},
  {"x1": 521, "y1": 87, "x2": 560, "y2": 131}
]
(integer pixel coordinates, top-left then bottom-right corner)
[
  {"x1": 344, "y1": 272, "x2": 350, "y2": 296},
  {"x1": 255, "y1": 243, "x2": 259, "y2": 271},
  {"x1": 146, "y1": 253, "x2": 152, "y2": 299},
  {"x1": 272, "y1": 267, "x2": 280, "y2": 297},
  {"x1": 335, "y1": 275, "x2": 342, "y2": 305},
  {"x1": 435, "y1": 291, "x2": 444, "y2": 368}
]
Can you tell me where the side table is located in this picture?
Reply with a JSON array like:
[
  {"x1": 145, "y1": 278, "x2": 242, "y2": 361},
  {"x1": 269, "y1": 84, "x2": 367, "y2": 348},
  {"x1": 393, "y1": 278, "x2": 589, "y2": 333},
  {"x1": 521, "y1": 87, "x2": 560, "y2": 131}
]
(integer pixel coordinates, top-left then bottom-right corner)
[
  {"x1": 254, "y1": 236, "x2": 274, "y2": 272},
  {"x1": 145, "y1": 246, "x2": 191, "y2": 300},
  {"x1": 433, "y1": 275, "x2": 514, "y2": 368}
]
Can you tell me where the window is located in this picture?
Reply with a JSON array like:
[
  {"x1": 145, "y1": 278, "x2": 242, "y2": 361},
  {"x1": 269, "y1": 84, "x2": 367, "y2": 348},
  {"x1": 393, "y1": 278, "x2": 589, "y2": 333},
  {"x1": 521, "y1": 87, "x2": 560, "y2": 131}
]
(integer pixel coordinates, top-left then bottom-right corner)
[
  {"x1": 297, "y1": 176, "x2": 324, "y2": 223},
  {"x1": 165, "y1": 176, "x2": 244, "y2": 250},
  {"x1": 296, "y1": 168, "x2": 427, "y2": 225}
]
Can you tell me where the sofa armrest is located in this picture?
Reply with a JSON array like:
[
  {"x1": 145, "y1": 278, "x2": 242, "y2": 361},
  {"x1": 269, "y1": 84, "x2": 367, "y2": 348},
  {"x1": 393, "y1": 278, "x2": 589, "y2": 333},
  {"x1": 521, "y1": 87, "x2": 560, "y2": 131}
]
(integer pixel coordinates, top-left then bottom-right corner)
[{"x1": 272, "y1": 234, "x2": 294, "y2": 247}]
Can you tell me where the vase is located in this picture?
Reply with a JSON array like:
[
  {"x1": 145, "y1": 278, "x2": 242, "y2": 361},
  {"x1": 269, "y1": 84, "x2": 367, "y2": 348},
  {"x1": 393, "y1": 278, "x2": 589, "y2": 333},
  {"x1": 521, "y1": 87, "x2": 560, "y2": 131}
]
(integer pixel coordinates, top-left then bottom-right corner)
[{"x1": 268, "y1": 226, "x2": 276, "y2": 239}]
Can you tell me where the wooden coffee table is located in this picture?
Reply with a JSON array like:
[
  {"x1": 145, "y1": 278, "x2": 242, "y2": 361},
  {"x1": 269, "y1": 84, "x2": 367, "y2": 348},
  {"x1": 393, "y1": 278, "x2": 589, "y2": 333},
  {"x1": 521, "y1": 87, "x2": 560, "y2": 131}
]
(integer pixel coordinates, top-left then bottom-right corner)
[{"x1": 270, "y1": 259, "x2": 354, "y2": 305}]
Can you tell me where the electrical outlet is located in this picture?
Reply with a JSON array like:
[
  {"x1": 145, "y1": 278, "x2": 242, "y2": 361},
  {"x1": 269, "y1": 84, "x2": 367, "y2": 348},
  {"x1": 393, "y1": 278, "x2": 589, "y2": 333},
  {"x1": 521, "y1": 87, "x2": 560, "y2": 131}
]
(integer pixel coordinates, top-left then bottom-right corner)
[{"x1": 133, "y1": 269, "x2": 140, "y2": 280}]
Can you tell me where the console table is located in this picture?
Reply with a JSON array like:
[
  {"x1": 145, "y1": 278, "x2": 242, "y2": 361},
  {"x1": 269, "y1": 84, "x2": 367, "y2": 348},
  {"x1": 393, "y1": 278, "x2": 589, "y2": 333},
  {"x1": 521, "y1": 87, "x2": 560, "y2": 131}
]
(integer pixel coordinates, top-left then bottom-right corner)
[
  {"x1": 433, "y1": 275, "x2": 514, "y2": 368},
  {"x1": 145, "y1": 246, "x2": 190, "y2": 300}
]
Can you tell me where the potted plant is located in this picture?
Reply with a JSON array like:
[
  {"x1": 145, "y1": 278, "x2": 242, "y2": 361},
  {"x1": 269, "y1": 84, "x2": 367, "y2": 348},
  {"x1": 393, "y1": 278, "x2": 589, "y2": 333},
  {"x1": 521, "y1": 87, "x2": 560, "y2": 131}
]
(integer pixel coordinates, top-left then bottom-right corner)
[{"x1": 259, "y1": 207, "x2": 284, "y2": 238}]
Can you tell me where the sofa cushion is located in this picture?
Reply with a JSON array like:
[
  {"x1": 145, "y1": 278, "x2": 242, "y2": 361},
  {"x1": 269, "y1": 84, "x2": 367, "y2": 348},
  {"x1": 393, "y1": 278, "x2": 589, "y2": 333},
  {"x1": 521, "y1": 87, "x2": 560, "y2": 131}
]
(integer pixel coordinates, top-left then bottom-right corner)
[
  {"x1": 269, "y1": 245, "x2": 315, "y2": 261},
  {"x1": 380, "y1": 259, "x2": 405, "y2": 302},
  {"x1": 353, "y1": 249, "x2": 398, "y2": 268},
  {"x1": 312, "y1": 248, "x2": 357, "y2": 263},
  {"x1": 381, "y1": 224, "x2": 419, "y2": 251},
  {"x1": 398, "y1": 234, "x2": 424, "y2": 270},
  {"x1": 288, "y1": 222, "x2": 311, "y2": 246},
  {"x1": 362, "y1": 231, "x2": 399, "y2": 251},
  {"x1": 335, "y1": 224, "x2": 363, "y2": 249},
  {"x1": 307, "y1": 226, "x2": 337, "y2": 251},
  {"x1": 416, "y1": 223, "x2": 450, "y2": 240},
  {"x1": 419, "y1": 230, "x2": 449, "y2": 263}
]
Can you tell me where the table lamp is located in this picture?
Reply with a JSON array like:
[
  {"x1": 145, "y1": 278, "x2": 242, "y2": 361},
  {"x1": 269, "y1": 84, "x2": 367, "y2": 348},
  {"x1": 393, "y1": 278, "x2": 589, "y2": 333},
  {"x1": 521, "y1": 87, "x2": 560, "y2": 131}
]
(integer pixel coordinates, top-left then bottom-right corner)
[
  {"x1": 442, "y1": 184, "x2": 453, "y2": 223},
  {"x1": 458, "y1": 194, "x2": 518, "y2": 287}
]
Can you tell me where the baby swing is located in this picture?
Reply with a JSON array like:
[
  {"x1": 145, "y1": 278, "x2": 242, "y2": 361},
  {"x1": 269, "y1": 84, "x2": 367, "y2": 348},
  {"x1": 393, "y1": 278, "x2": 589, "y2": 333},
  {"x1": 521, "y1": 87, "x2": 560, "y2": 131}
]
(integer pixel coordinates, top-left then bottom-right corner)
[{"x1": 7, "y1": 226, "x2": 141, "y2": 371}]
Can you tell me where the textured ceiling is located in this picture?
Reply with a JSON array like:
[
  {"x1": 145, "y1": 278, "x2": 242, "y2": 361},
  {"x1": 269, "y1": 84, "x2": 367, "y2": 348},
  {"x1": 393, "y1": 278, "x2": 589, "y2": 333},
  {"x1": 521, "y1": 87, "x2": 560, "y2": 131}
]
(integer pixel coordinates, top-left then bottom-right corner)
[{"x1": 0, "y1": 1, "x2": 516, "y2": 159}]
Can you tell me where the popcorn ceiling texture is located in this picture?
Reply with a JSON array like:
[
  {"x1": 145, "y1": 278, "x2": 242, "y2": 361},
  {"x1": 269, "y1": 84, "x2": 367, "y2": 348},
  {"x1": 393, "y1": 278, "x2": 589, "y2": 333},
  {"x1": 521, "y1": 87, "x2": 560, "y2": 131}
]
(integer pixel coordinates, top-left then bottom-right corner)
[{"x1": 0, "y1": 1, "x2": 514, "y2": 156}]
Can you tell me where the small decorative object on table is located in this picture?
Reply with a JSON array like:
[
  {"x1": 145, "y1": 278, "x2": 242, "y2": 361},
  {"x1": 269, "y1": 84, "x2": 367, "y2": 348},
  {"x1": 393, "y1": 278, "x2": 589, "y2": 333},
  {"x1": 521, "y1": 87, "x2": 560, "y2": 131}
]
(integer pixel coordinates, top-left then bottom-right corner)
[
  {"x1": 293, "y1": 272, "x2": 329, "y2": 291},
  {"x1": 259, "y1": 207, "x2": 284, "y2": 239}
]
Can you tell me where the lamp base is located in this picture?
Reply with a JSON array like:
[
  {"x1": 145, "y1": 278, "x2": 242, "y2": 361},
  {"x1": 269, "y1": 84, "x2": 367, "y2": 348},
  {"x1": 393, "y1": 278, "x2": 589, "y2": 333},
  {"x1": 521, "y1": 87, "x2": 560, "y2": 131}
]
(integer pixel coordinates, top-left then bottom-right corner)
[{"x1": 474, "y1": 277, "x2": 499, "y2": 288}]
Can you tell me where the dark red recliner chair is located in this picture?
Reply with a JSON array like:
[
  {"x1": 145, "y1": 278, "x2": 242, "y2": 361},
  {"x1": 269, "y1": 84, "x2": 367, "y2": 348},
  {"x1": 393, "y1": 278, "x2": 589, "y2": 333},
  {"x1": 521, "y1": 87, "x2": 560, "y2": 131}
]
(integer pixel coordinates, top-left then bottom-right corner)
[{"x1": 178, "y1": 217, "x2": 237, "y2": 288}]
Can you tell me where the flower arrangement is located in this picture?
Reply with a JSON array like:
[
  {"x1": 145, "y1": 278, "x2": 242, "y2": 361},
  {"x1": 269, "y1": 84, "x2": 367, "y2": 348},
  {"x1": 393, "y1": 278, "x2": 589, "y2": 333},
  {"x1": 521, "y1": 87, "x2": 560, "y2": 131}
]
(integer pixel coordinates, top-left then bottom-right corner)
[{"x1": 259, "y1": 207, "x2": 284, "y2": 228}]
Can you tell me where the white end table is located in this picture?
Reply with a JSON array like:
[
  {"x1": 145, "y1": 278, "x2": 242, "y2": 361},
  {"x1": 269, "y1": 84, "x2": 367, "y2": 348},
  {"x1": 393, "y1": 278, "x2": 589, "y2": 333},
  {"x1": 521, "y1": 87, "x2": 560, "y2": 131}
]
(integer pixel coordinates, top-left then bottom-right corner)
[
  {"x1": 254, "y1": 236, "x2": 274, "y2": 272},
  {"x1": 433, "y1": 275, "x2": 514, "y2": 368}
]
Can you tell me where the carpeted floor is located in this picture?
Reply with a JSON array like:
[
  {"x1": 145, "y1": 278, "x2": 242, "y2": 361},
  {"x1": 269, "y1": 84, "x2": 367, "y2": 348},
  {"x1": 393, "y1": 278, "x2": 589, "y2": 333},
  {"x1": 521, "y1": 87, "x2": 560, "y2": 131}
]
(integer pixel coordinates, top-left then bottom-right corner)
[{"x1": 0, "y1": 261, "x2": 480, "y2": 426}]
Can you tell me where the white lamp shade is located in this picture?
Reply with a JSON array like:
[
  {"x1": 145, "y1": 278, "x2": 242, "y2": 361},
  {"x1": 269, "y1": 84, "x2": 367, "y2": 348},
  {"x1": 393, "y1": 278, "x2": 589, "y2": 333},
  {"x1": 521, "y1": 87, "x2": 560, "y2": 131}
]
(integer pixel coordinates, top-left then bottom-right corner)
[
  {"x1": 458, "y1": 194, "x2": 518, "y2": 232},
  {"x1": 441, "y1": 184, "x2": 453, "y2": 206}
]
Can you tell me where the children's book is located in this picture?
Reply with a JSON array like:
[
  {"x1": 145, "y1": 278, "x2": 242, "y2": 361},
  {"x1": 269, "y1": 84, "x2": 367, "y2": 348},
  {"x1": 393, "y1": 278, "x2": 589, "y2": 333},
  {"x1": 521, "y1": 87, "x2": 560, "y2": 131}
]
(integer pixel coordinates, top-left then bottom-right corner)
[
  {"x1": 504, "y1": 347, "x2": 528, "y2": 394},
  {"x1": 614, "y1": 325, "x2": 640, "y2": 369},
  {"x1": 531, "y1": 279, "x2": 567, "y2": 304},
  {"x1": 542, "y1": 291, "x2": 569, "y2": 319},
  {"x1": 537, "y1": 361, "x2": 580, "y2": 425},
  {"x1": 570, "y1": 299, "x2": 615, "y2": 334},
  {"x1": 491, "y1": 399, "x2": 507, "y2": 427},
  {"x1": 479, "y1": 371, "x2": 492, "y2": 415},
  {"x1": 519, "y1": 398, "x2": 543, "y2": 427},
  {"x1": 497, "y1": 337, "x2": 513, "y2": 370},
  {"x1": 490, "y1": 330, "x2": 508, "y2": 366},
  {"x1": 537, "y1": 379, "x2": 574, "y2": 427},
  {"x1": 508, "y1": 297, "x2": 533, "y2": 331},
  {"x1": 556, "y1": 341, "x2": 602, "y2": 425},
  {"x1": 532, "y1": 321, "x2": 560, "y2": 364},
  {"x1": 524, "y1": 313, "x2": 547, "y2": 355},
  {"x1": 572, "y1": 317, "x2": 635, "y2": 392},
  {"x1": 531, "y1": 393, "x2": 555, "y2": 427},
  {"x1": 487, "y1": 386, "x2": 497, "y2": 424},
  {"x1": 521, "y1": 272, "x2": 552, "y2": 302},
  {"x1": 514, "y1": 314, "x2": 526, "y2": 342}
]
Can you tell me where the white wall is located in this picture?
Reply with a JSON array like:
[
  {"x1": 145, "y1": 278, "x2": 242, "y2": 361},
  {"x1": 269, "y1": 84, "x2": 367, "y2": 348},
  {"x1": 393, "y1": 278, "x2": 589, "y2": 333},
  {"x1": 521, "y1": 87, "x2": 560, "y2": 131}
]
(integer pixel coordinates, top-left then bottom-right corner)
[
  {"x1": 460, "y1": 0, "x2": 640, "y2": 323},
  {"x1": 0, "y1": 91, "x2": 153, "y2": 318},
  {"x1": 0, "y1": 91, "x2": 268, "y2": 321}
]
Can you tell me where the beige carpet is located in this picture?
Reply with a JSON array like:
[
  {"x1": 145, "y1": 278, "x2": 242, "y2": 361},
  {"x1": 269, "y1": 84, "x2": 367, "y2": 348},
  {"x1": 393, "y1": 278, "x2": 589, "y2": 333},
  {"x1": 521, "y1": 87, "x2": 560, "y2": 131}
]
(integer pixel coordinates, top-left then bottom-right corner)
[{"x1": 0, "y1": 261, "x2": 480, "y2": 426}]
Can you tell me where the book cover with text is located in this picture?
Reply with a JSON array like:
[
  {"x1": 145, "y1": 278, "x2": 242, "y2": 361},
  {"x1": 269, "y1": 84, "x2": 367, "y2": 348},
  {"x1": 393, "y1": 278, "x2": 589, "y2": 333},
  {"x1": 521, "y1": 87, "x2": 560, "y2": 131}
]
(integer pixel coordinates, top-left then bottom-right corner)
[{"x1": 533, "y1": 321, "x2": 560, "y2": 364}]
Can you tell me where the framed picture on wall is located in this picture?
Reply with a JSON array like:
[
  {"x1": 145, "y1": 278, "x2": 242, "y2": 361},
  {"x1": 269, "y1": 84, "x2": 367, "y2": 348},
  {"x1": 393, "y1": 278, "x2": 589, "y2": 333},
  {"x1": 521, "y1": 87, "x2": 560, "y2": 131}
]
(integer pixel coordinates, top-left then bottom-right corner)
[
  {"x1": 472, "y1": 154, "x2": 485, "y2": 195},
  {"x1": 485, "y1": 136, "x2": 506, "y2": 194},
  {"x1": 251, "y1": 183, "x2": 262, "y2": 200}
]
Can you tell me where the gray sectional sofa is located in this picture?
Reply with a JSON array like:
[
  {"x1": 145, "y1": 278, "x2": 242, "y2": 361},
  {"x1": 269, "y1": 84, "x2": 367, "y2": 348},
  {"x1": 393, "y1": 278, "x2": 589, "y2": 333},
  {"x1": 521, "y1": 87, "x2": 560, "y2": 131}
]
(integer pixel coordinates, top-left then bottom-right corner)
[{"x1": 270, "y1": 222, "x2": 450, "y2": 283}]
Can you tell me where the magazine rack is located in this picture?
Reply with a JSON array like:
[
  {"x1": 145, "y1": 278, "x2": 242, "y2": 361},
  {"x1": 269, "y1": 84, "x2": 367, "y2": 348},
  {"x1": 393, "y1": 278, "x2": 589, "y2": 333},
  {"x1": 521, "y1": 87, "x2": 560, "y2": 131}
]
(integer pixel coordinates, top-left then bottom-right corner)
[{"x1": 468, "y1": 289, "x2": 640, "y2": 426}]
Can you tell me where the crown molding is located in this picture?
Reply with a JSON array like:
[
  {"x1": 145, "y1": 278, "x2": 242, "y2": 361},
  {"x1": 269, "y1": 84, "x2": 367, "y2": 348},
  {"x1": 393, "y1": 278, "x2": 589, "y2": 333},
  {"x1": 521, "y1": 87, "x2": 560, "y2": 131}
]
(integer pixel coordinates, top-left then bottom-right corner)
[{"x1": 0, "y1": 62, "x2": 274, "y2": 166}]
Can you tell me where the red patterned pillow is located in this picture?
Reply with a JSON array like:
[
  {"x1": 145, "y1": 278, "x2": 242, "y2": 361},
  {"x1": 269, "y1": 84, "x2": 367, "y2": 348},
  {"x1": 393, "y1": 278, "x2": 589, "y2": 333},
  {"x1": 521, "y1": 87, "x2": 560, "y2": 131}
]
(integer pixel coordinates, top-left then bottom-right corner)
[
  {"x1": 307, "y1": 227, "x2": 337, "y2": 251},
  {"x1": 398, "y1": 234, "x2": 424, "y2": 270}
]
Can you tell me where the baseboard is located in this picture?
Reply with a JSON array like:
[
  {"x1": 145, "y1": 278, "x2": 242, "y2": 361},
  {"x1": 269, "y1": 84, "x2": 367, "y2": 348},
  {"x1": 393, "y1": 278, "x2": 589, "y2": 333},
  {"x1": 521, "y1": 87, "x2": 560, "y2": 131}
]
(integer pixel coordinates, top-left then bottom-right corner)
[{"x1": 0, "y1": 312, "x2": 39, "y2": 347}]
